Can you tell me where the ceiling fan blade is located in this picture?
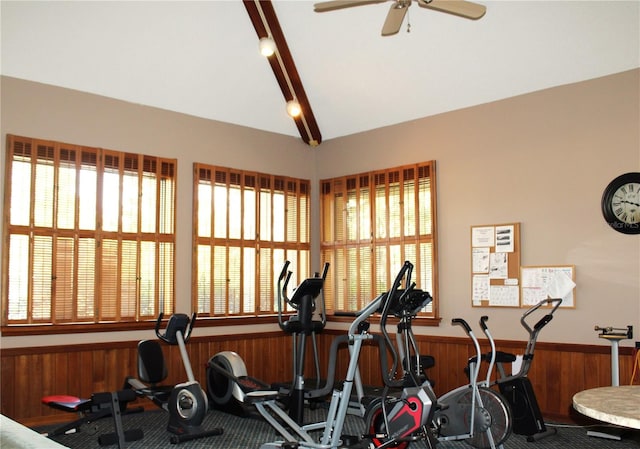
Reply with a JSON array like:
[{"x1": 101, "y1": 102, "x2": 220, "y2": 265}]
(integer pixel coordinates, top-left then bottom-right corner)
[
  {"x1": 417, "y1": 0, "x2": 486, "y2": 20},
  {"x1": 314, "y1": 0, "x2": 387, "y2": 13},
  {"x1": 381, "y1": 3, "x2": 409, "y2": 36}
]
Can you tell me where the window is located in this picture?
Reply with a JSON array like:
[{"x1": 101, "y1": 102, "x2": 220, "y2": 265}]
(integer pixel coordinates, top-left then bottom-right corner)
[
  {"x1": 193, "y1": 164, "x2": 310, "y2": 316},
  {"x1": 2, "y1": 135, "x2": 176, "y2": 327},
  {"x1": 320, "y1": 161, "x2": 438, "y2": 317}
]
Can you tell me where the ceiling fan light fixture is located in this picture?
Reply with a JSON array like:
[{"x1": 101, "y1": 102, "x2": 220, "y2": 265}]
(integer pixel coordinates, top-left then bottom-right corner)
[
  {"x1": 259, "y1": 36, "x2": 276, "y2": 57},
  {"x1": 286, "y1": 99, "x2": 302, "y2": 118}
]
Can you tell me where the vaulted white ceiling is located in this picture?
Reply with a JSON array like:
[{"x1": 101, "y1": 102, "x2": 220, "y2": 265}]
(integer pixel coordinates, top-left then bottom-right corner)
[{"x1": 2, "y1": 1, "x2": 638, "y2": 143}]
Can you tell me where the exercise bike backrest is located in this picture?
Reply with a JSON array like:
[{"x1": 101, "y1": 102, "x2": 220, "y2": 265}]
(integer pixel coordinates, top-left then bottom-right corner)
[{"x1": 155, "y1": 313, "x2": 196, "y2": 345}]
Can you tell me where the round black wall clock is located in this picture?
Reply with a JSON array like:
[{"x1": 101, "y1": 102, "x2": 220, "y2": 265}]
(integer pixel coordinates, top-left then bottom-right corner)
[{"x1": 601, "y1": 172, "x2": 640, "y2": 234}]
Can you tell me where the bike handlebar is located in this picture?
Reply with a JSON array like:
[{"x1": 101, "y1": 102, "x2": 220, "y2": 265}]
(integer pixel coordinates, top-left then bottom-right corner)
[
  {"x1": 155, "y1": 312, "x2": 164, "y2": 337},
  {"x1": 155, "y1": 312, "x2": 196, "y2": 344},
  {"x1": 480, "y1": 315, "x2": 489, "y2": 331},
  {"x1": 522, "y1": 298, "x2": 562, "y2": 335}
]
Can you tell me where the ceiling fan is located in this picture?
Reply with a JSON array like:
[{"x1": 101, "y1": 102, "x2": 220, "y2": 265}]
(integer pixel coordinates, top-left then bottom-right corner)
[{"x1": 313, "y1": 0, "x2": 486, "y2": 36}]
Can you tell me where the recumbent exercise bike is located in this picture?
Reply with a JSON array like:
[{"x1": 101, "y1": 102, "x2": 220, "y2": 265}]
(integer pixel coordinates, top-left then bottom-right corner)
[{"x1": 125, "y1": 313, "x2": 222, "y2": 444}]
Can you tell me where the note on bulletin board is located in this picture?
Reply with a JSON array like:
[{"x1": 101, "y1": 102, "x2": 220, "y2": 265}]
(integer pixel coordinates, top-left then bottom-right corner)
[
  {"x1": 471, "y1": 223, "x2": 520, "y2": 307},
  {"x1": 521, "y1": 265, "x2": 576, "y2": 308}
]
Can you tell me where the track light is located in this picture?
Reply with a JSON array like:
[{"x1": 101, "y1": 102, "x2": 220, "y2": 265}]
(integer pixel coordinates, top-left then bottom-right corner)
[
  {"x1": 286, "y1": 99, "x2": 301, "y2": 118},
  {"x1": 259, "y1": 37, "x2": 276, "y2": 57}
]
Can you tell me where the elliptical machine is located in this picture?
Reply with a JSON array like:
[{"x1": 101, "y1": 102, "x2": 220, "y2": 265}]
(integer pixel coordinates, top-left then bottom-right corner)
[
  {"x1": 126, "y1": 313, "x2": 223, "y2": 444},
  {"x1": 276, "y1": 260, "x2": 329, "y2": 423},
  {"x1": 207, "y1": 261, "x2": 330, "y2": 422}
]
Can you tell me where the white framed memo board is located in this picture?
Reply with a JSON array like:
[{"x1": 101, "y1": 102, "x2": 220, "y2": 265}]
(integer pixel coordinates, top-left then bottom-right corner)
[{"x1": 520, "y1": 265, "x2": 576, "y2": 308}]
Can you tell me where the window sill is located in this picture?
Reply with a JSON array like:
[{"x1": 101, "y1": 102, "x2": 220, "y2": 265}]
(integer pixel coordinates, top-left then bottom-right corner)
[
  {"x1": 0, "y1": 315, "x2": 283, "y2": 336},
  {"x1": 327, "y1": 314, "x2": 442, "y2": 327},
  {"x1": 1, "y1": 314, "x2": 442, "y2": 337}
]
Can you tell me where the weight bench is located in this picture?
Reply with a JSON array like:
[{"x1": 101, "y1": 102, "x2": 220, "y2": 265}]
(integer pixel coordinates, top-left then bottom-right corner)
[{"x1": 42, "y1": 389, "x2": 144, "y2": 448}]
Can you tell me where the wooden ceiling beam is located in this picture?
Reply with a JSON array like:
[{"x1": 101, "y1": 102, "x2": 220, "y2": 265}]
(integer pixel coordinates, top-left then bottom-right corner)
[{"x1": 243, "y1": 0, "x2": 322, "y2": 147}]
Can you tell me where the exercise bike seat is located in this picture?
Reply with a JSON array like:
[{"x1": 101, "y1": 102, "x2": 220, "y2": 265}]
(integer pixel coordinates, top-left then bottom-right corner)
[
  {"x1": 469, "y1": 350, "x2": 516, "y2": 365},
  {"x1": 493, "y1": 351, "x2": 517, "y2": 364}
]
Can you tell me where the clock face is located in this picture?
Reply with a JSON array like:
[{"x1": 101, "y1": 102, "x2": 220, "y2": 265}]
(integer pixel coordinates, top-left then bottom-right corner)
[
  {"x1": 611, "y1": 182, "x2": 640, "y2": 224},
  {"x1": 602, "y1": 172, "x2": 640, "y2": 234}
]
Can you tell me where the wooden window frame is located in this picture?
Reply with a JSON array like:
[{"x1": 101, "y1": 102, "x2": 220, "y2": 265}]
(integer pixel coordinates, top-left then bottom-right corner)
[
  {"x1": 320, "y1": 161, "x2": 439, "y2": 322},
  {"x1": 192, "y1": 163, "x2": 311, "y2": 317},
  {"x1": 1, "y1": 135, "x2": 176, "y2": 334}
]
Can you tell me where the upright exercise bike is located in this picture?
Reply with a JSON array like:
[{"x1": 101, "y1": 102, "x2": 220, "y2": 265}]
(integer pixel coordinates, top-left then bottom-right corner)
[
  {"x1": 491, "y1": 298, "x2": 562, "y2": 442},
  {"x1": 126, "y1": 313, "x2": 223, "y2": 443}
]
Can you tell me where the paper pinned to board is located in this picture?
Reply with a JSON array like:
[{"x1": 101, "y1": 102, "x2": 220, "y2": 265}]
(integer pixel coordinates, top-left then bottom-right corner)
[{"x1": 521, "y1": 265, "x2": 575, "y2": 307}]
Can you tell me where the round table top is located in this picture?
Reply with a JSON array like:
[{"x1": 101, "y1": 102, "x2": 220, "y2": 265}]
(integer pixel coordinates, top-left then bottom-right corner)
[{"x1": 573, "y1": 385, "x2": 640, "y2": 430}]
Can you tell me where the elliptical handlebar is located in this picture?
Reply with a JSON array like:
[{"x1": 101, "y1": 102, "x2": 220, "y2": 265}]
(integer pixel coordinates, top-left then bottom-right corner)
[
  {"x1": 278, "y1": 260, "x2": 329, "y2": 310},
  {"x1": 378, "y1": 260, "x2": 414, "y2": 386},
  {"x1": 379, "y1": 261, "x2": 414, "y2": 324},
  {"x1": 348, "y1": 261, "x2": 414, "y2": 333},
  {"x1": 278, "y1": 260, "x2": 291, "y2": 283},
  {"x1": 277, "y1": 261, "x2": 291, "y2": 319}
]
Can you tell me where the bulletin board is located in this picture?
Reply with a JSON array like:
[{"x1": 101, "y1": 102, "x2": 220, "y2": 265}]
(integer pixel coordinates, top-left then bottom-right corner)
[
  {"x1": 521, "y1": 265, "x2": 576, "y2": 308},
  {"x1": 471, "y1": 222, "x2": 521, "y2": 307}
]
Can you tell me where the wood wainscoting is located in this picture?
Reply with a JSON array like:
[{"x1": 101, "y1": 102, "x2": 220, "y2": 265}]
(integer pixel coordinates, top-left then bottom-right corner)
[{"x1": 1, "y1": 329, "x2": 637, "y2": 427}]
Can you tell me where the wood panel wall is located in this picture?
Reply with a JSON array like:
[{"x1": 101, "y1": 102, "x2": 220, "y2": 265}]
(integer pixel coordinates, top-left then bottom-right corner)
[{"x1": 1, "y1": 330, "x2": 637, "y2": 427}]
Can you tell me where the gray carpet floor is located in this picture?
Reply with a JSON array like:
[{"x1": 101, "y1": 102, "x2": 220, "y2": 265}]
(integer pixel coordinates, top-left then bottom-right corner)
[{"x1": 38, "y1": 407, "x2": 640, "y2": 449}]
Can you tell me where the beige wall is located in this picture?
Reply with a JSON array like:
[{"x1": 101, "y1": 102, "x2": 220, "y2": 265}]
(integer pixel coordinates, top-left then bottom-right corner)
[
  {"x1": 317, "y1": 69, "x2": 640, "y2": 346},
  {"x1": 1, "y1": 70, "x2": 639, "y2": 349}
]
